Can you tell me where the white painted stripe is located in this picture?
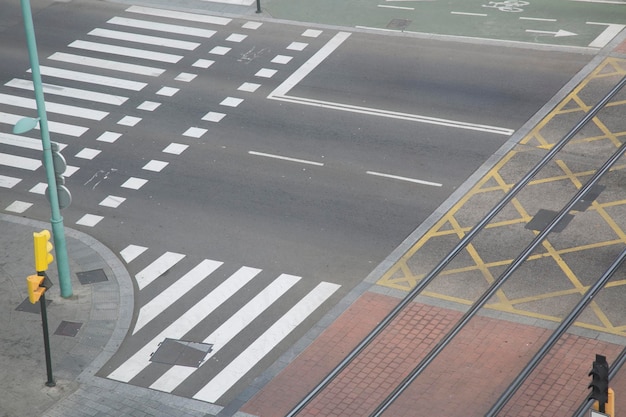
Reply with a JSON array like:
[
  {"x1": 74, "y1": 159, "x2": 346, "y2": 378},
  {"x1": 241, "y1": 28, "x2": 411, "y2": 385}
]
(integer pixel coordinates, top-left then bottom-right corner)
[
  {"x1": 108, "y1": 17, "x2": 217, "y2": 39},
  {"x1": 367, "y1": 170, "x2": 442, "y2": 187},
  {"x1": 49, "y1": 52, "x2": 164, "y2": 77},
  {"x1": 133, "y1": 259, "x2": 223, "y2": 334},
  {"x1": 519, "y1": 17, "x2": 557, "y2": 21},
  {"x1": 88, "y1": 28, "x2": 200, "y2": 50},
  {"x1": 572, "y1": 0, "x2": 626, "y2": 3},
  {"x1": 378, "y1": 4, "x2": 415, "y2": 9},
  {"x1": 6, "y1": 200, "x2": 32, "y2": 212},
  {"x1": 69, "y1": 40, "x2": 182, "y2": 64},
  {"x1": 38, "y1": 66, "x2": 146, "y2": 91},
  {"x1": 269, "y1": 32, "x2": 351, "y2": 97},
  {"x1": 587, "y1": 22, "x2": 626, "y2": 48},
  {"x1": 0, "y1": 152, "x2": 41, "y2": 171},
  {"x1": 6, "y1": 78, "x2": 129, "y2": 105},
  {"x1": 149, "y1": 273, "x2": 301, "y2": 392},
  {"x1": 135, "y1": 252, "x2": 186, "y2": 290},
  {"x1": 120, "y1": 244, "x2": 148, "y2": 263},
  {"x1": 248, "y1": 151, "x2": 324, "y2": 166},
  {"x1": 107, "y1": 266, "x2": 260, "y2": 383},
  {"x1": 0, "y1": 132, "x2": 66, "y2": 151},
  {"x1": 126, "y1": 5, "x2": 231, "y2": 25},
  {"x1": 0, "y1": 175, "x2": 21, "y2": 188},
  {"x1": 0, "y1": 111, "x2": 87, "y2": 137},
  {"x1": 0, "y1": 93, "x2": 108, "y2": 121},
  {"x1": 193, "y1": 282, "x2": 340, "y2": 402},
  {"x1": 271, "y1": 95, "x2": 514, "y2": 136},
  {"x1": 451, "y1": 11, "x2": 488, "y2": 16}
]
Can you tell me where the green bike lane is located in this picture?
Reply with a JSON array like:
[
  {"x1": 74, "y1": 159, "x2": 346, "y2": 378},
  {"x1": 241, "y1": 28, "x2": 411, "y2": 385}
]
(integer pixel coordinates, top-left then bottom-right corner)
[{"x1": 261, "y1": 0, "x2": 626, "y2": 48}]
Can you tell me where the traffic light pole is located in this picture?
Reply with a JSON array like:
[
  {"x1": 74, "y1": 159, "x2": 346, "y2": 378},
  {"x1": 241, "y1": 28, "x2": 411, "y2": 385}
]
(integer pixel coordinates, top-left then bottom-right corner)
[
  {"x1": 19, "y1": 0, "x2": 72, "y2": 297},
  {"x1": 38, "y1": 289, "x2": 55, "y2": 387}
]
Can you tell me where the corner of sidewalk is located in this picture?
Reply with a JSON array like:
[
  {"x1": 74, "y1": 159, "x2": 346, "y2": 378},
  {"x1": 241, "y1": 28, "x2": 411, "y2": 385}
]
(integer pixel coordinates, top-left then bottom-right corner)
[
  {"x1": 0, "y1": 213, "x2": 133, "y2": 417},
  {"x1": 0, "y1": 214, "x2": 216, "y2": 417}
]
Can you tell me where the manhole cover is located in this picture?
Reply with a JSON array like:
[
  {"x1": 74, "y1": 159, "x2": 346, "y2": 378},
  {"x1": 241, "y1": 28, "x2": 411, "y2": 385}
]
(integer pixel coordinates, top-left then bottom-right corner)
[
  {"x1": 77, "y1": 269, "x2": 108, "y2": 285},
  {"x1": 387, "y1": 18, "x2": 412, "y2": 30},
  {"x1": 54, "y1": 321, "x2": 83, "y2": 337},
  {"x1": 525, "y1": 209, "x2": 574, "y2": 233},
  {"x1": 150, "y1": 338, "x2": 214, "y2": 368}
]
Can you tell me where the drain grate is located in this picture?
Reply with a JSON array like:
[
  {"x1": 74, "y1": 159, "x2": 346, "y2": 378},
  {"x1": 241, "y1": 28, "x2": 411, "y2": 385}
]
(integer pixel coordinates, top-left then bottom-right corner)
[{"x1": 387, "y1": 18, "x2": 412, "y2": 30}]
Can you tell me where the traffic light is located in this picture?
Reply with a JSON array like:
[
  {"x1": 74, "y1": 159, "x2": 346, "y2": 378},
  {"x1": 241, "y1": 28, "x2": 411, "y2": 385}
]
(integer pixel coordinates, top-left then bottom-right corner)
[
  {"x1": 27, "y1": 274, "x2": 45, "y2": 303},
  {"x1": 33, "y1": 230, "x2": 54, "y2": 272},
  {"x1": 589, "y1": 354, "x2": 609, "y2": 408}
]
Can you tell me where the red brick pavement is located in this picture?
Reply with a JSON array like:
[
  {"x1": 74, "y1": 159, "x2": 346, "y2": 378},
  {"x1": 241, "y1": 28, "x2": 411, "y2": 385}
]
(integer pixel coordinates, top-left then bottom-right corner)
[{"x1": 242, "y1": 291, "x2": 625, "y2": 417}]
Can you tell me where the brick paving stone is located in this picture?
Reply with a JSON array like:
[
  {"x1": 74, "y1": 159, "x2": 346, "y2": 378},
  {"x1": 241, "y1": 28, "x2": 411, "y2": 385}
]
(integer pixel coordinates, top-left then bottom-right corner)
[{"x1": 241, "y1": 291, "x2": 626, "y2": 417}]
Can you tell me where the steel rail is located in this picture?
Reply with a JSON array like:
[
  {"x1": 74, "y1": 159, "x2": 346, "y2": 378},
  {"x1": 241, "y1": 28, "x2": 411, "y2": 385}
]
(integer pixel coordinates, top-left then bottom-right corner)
[
  {"x1": 284, "y1": 75, "x2": 626, "y2": 417},
  {"x1": 369, "y1": 135, "x2": 626, "y2": 417}
]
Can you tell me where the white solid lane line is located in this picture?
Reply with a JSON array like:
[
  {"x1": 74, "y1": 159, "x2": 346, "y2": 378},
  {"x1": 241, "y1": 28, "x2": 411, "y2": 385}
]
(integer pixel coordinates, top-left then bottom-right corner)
[
  {"x1": 367, "y1": 170, "x2": 443, "y2": 187},
  {"x1": 248, "y1": 151, "x2": 324, "y2": 166}
]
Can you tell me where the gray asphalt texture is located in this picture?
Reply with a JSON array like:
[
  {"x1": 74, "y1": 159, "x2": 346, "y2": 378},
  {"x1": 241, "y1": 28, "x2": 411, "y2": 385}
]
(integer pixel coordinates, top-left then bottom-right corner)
[{"x1": 3, "y1": 1, "x2": 626, "y2": 416}]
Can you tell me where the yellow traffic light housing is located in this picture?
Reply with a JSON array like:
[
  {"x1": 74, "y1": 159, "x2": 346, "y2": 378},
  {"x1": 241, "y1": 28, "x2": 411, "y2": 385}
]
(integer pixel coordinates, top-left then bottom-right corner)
[
  {"x1": 27, "y1": 274, "x2": 45, "y2": 303},
  {"x1": 34, "y1": 230, "x2": 54, "y2": 272}
]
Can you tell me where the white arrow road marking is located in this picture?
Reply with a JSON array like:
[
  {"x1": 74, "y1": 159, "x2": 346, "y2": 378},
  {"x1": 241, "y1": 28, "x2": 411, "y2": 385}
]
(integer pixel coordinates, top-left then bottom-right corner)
[{"x1": 525, "y1": 29, "x2": 577, "y2": 37}]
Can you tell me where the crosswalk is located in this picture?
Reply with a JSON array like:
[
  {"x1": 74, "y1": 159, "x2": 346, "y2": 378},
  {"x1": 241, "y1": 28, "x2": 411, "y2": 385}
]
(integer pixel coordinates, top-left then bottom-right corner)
[
  {"x1": 101, "y1": 245, "x2": 340, "y2": 404},
  {"x1": 0, "y1": 4, "x2": 329, "y2": 230}
]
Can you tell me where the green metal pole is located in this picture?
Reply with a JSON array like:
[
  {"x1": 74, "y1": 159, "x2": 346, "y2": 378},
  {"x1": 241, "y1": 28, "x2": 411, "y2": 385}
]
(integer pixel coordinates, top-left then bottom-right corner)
[{"x1": 20, "y1": 0, "x2": 72, "y2": 297}]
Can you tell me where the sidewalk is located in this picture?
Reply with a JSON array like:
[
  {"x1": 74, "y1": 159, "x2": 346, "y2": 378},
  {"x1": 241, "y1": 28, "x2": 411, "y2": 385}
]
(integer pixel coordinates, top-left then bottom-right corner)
[{"x1": 0, "y1": 214, "x2": 215, "y2": 417}]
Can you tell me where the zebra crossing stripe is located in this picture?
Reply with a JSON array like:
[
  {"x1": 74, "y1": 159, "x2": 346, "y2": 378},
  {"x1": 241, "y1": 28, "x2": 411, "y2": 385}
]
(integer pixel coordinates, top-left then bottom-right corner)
[
  {"x1": 38, "y1": 66, "x2": 146, "y2": 91},
  {"x1": 0, "y1": 152, "x2": 41, "y2": 171},
  {"x1": 135, "y1": 252, "x2": 186, "y2": 290},
  {"x1": 0, "y1": 132, "x2": 66, "y2": 151},
  {"x1": 133, "y1": 259, "x2": 224, "y2": 334},
  {"x1": 88, "y1": 28, "x2": 200, "y2": 51},
  {"x1": 120, "y1": 244, "x2": 148, "y2": 263},
  {"x1": 6, "y1": 79, "x2": 129, "y2": 105},
  {"x1": 107, "y1": 17, "x2": 217, "y2": 39},
  {"x1": 126, "y1": 5, "x2": 231, "y2": 26},
  {"x1": 49, "y1": 52, "x2": 165, "y2": 77},
  {"x1": 107, "y1": 266, "x2": 260, "y2": 383},
  {"x1": 0, "y1": 111, "x2": 88, "y2": 137},
  {"x1": 0, "y1": 92, "x2": 108, "y2": 121},
  {"x1": 69, "y1": 40, "x2": 183, "y2": 64},
  {"x1": 148, "y1": 273, "x2": 302, "y2": 392},
  {"x1": 192, "y1": 282, "x2": 341, "y2": 403},
  {"x1": 0, "y1": 175, "x2": 21, "y2": 188}
]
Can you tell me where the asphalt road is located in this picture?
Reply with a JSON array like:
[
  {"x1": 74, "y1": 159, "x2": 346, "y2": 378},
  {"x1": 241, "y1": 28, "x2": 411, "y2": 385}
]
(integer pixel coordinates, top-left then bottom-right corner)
[{"x1": 0, "y1": 0, "x2": 593, "y2": 405}]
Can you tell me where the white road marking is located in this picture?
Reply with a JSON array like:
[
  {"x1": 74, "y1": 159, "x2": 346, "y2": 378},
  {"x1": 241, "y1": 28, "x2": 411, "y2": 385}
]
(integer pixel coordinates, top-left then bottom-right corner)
[
  {"x1": 135, "y1": 252, "x2": 186, "y2": 290},
  {"x1": 0, "y1": 93, "x2": 108, "y2": 121},
  {"x1": 97, "y1": 132, "x2": 122, "y2": 143},
  {"x1": 248, "y1": 151, "x2": 324, "y2": 166},
  {"x1": 242, "y1": 22, "x2": 262, "y2": 30},
  {"x1": 137, "y1": 101, "x2": 161, "y2": 111},
  {"x1": 117, "y1": 116, "x2": 141, "y2": 126},
  {"x1": 30, "y1": 183, "x2": 47, "y2": 194},
  {"x1": 226, "y1": 33, "x2": 247, "y2": 42},
  {"x1": 149, "y1": 273, "x2": 301, "y2": 392},
  {"x1": 89, "y1": 28, "x2": 200, "y2": 50},
  {"x1": 255, "y1": 68, "x2": 277, "y2": 78},
  {"x1": 163, "y1": 143, "x2": 188, "y2": 154},
  {"x1": 156, "y1": 87, "x2": 179, "y2": 96},
  {"x1": 100, "y1": 195, "x2": 126, "y2": 208},
  {"x1": 192, "y1": 282, "x2": 340, "y2": 403},
  {"x1": 183, "y1": 127, "x2": 207, "y2": 137},
  {"x1": 0, "y1": 175, "x2": 21, "y2": 188},
  {"x1": 378, "y1": 4, "x2": 415, "y2": 9},
  {"x1": 220, "y1": 97, "x2": 243, "y2": 107},
  {"x1": 133, "y1": 259, "x2": 224, "y2": 334},
  {"x1": 69, "y1": 40, "x2": 182, "y2": 63},
  {"x1": 238, "y1": 82, "x2": 261, "y2": 92},
  {"x1": 519, "y1": 17, "x2": 557, "y2": 21},
  {"x1": 75, "y1": 148, "x2": 101, "y2": 160},
  {"x1": 49, "y1": 52, "x2": 164, "y2": 77},
  {"x1": 451, "y1": 11, "x2": 488, "y2": 16},
  {"x1": 272, "y1": 55, "x2": 292, "y2": 64},
  {"x1": 142, "y1": 160, "x2": 168, "y2": 172},
  {"x1": 76, "y1": 214, "x2": 104, "y2": 227},
  {"x1": 587, "y1": 22, "x2": 626, "y2": 48},
  {"x1": 107, "y1": 266, "x2": 260, "y2": 383},
  {"x1": 175, "y1": 73, "x2": 197, "y2": 82},
  {"x1": 302, "y1": 29, "x2": 322, "y2": 38},
  {"x1": 209, "y1": 46, "x2": 231, "y2": 55},
  {"x1": 107, "y1": 17, "x2": 217, "y2": 39},
  {"x1": 526, "y1": 29, "x2": 577, "y2": 37},
  {"x1": 0, "y1": 132, "x2": 66, "y2": 151},
  {"x1": 38, "y1": 66, "x2": 146, "y2": 91},
  {"x1": 6, "y1": 201, "x2": 32, "y2": 212},
  {"x1": 126, "y1": 5, "x2": 231, "y2": 25},
  {"x1": 287, "y1": 41, "x2": 308, "y2": 51},
  {"x1": 366, "y1": 170, "x2": 442, "y2": 187},
  {"x1": 193, "y1": 59, "x2": 214, "y2": 68},
  {"x1": 120, "y1": 244, "x2": 148, "y2": 263},
  {"x1": 202, "y1": 111, "x2": 226, "y2": 122},
  {"x1": 6, "y1": 79, "x2": 129, "y2": 105},
  {"x1": 0, "y1": 111, "x2": 88, "y2": 137},
  {"x1": 0, "y1": 152, "x2": 41, "y2": 171}
]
